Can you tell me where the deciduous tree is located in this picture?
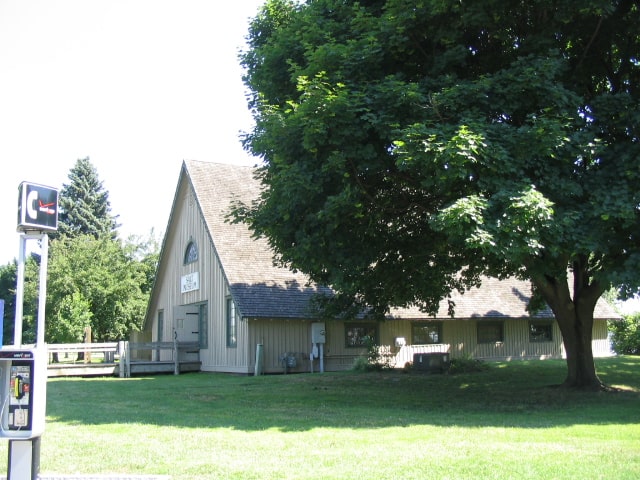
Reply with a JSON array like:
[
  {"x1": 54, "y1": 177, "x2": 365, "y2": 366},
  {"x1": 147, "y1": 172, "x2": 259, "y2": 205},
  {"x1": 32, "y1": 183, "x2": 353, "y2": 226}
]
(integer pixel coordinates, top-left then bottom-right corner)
[
  {"x1": 2, "y1": 161, "x2": 157, "y2": 346},
  {"x1": 238, "y1": 0, "x2": 640, "y2": 389},
  {"x1": 46, "y1": 235, "x2": 149, "y2": 342},
  {"x1": 0, "y1": 258, "x2": 38, "y2": 344}
]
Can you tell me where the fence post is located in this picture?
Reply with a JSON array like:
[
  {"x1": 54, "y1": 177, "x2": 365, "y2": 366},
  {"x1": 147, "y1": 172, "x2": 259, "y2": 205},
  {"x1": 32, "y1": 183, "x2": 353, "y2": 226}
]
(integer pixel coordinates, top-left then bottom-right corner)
[
  {"x1": 118, "y1": 341, "x2": 125, "y2": 378},
  {"x1": 124, "y1": 340, "x2": 132, "y2": 378},
  {"x1": 126, "y1": 341, "x2": 132, "y2": 378},
  {"x1": 84, "y1": 326, "x2": 92, "y2": 364}
]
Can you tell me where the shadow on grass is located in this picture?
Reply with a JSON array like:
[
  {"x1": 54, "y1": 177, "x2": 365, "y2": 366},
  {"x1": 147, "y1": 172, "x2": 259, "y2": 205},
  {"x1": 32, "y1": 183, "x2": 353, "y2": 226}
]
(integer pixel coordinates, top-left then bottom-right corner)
[{"x1": 45, "y1": 356, "x2": 640, "y2": 432}]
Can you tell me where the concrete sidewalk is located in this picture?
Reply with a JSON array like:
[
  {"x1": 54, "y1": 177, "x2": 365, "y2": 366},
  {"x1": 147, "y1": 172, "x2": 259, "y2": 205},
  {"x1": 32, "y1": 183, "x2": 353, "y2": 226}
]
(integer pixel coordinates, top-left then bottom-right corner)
[{"x1": 2, "y1": 476, "x2": 170, "y2": 480}]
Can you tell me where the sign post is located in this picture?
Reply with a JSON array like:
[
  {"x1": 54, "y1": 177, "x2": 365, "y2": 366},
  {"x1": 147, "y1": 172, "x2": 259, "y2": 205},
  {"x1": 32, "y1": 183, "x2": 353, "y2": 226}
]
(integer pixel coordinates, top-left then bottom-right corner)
[
  {"x1": 0, "y1": 300, "x2": 4, "y2": 344},
  {"x1": 4, "y1": 182, "x2": 58, "y2": 480}
]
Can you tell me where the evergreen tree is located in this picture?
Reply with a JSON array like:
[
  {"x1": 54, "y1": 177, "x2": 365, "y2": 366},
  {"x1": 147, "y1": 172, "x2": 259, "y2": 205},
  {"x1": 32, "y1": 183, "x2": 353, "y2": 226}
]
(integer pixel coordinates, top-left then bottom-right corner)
[
  {"x1": 56, "y1": 157, "x2": 119, "y2": 239},
  {"x1": 2, "y1": 159, "x2": 156, "y2": 347}
]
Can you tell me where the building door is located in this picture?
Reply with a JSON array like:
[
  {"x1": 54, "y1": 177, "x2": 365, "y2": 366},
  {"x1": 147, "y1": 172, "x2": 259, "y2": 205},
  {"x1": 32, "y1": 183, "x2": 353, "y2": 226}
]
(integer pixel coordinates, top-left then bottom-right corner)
[{"x1": 173, "y1": 304, "x2": 200, "y2": 362}]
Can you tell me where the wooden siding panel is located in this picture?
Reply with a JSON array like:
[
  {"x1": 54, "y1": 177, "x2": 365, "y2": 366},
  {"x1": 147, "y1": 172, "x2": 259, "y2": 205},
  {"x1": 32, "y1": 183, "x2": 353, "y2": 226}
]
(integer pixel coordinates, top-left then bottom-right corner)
[
  {"x1": 323, "y1": 320, "x2": 364, "y2": 371},
  {"x1": 248, "y1": 319, "x2": 313, "y2": 374},
  {"x1": 242, "y1": 318, "x2": 613, "y2": 374},
  {"x1": 145, "y1": 180, "x2": 254, "y2": 371},
  {"x1": 591, "y1": 320, "x2": 614, "y2": 357},
  {"x1": 201, "y1": 283, "x2": 252, "y2": 373},
  {"x1": 383, "y1": 319, "x2": 613, "y2": 364}
]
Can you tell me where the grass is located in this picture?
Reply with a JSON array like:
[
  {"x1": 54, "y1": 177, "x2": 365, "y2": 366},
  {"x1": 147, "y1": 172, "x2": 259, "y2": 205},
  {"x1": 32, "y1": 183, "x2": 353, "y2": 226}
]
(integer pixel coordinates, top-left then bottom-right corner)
[{"x1": 1, "y1": 356, "x2": 640, "y2": 479}]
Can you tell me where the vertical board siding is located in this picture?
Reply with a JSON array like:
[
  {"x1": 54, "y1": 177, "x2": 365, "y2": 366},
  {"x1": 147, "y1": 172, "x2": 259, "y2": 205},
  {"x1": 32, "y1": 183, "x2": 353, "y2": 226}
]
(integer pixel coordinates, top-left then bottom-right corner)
[
  {"x1": 246, "y1": 319, "x2": 377, "y2": 374},
  {"x1": 145, "y1": 181, "x2": 253, "y2": 371},
  {"x1": 248, "y1": 319, "x2": 313, "y2": 374},
  {"x1": 240, "y1": 318, "x2": 613, "y2": 373},
  {"x1": 385, "y1": 319, "x2": 613, "y2": 364},
  {"x1": 235, "y1": 317, "x2": 614, "y2": 373},
  {"x1": 590, "y1": 320, "x2": 614, "y2": 357},
  {"x1": 323, "y1": 320, "x2": 365, "y2": 371},
  {"x1": 201, "y1": 282, "x2": 252, "y2": 373}
]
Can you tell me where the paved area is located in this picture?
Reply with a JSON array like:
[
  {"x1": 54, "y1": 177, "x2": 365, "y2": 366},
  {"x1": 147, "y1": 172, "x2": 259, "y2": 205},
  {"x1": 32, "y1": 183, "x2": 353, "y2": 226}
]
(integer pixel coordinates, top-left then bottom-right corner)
[
  {"x1": 41, "y1": 477, "x2": 170, "y2": 480},
  {"x1": 1, "y1": 476, "x2": 170, "y2": 480}
]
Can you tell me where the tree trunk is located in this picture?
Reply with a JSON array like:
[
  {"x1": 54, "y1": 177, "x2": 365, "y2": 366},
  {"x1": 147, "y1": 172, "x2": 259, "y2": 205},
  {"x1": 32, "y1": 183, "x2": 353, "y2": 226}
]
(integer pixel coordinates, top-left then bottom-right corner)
[
  {"x1": 533, "y1": 266, "x2": 605, "y2": 390},
  {"x1": 554, "y1": 304, "x2": 603, "y2": 390}
]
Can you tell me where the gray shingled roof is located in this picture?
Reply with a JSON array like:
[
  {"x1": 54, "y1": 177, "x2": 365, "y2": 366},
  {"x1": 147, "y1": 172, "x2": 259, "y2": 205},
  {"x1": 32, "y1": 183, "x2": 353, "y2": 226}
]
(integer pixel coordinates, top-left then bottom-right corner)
[
  {"x1": 185, "y1": 160, "x2": 329, "y2": 319},
  {"x1": 390, "y1": 275, "x2": 619, "y2": 320},
  {"x1": 183, "y1": 160, "x2": 619, "y2": 321}
]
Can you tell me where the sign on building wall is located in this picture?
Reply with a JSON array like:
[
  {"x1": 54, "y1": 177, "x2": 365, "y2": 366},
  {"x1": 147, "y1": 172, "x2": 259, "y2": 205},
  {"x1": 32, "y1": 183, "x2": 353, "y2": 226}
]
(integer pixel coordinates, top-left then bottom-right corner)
[
  {"x1": 181, "y1": 272, "x2": 200, "y2": 293},
  {"x1": 17, "y1": 182, "x2": 59, "y2": 232}
]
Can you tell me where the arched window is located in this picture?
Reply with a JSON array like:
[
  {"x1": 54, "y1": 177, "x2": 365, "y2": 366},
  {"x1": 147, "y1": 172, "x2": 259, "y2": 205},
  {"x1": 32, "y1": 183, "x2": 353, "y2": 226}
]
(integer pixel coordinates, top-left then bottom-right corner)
[{"x1": 184, "y1": 240, "x2": 198, "y2": 265}]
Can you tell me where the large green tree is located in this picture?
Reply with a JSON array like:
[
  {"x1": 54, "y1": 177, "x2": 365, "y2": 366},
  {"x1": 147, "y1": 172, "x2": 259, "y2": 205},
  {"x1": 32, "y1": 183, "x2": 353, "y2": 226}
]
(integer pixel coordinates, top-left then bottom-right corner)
[
  {"x1": 237, "y1": 0, "x2": 640, "y2": 389},
  {"x1": 56, "y1": 157, "x2": 119, "y2": 239},
  {"x1": 44, "y1": 158, "x2": 156, "y2": 343},
  {"x1": 46, "y1": 235, "x2": 150, "y2": 342},
  {"x1": 0, "y1": 262, "x2": 16, "y2": 343},
  {"x1": 1, "y1": 160, "x2": 157, "y2": 346},
  {"x1": 0, "y1": 258, "x2": 39, "y2": 344}
]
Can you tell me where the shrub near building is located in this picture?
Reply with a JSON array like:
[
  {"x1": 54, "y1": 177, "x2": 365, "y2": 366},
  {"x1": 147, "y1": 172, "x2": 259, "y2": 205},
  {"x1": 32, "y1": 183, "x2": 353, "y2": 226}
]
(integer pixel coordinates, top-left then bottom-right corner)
[{"x1": 610, "y1": 312, "x2": 640, "y2": 355}]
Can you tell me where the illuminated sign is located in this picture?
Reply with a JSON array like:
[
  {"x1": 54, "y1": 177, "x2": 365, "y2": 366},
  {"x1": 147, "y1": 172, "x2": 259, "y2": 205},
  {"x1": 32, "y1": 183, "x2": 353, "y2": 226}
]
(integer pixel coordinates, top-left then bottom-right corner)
[{"x1": 17, "y1": 182, "x2": 59, "y2": 232}]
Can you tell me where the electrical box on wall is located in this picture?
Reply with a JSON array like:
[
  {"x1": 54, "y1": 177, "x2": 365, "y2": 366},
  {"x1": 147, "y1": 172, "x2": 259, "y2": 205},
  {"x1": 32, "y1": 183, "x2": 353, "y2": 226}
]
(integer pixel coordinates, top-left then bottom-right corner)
[
  {"x1": 311, "y1": 322, "x2": 326, "y2": 344},
  {"x1": 0, "y1": 348, "x2": 47, "y2": 439}
]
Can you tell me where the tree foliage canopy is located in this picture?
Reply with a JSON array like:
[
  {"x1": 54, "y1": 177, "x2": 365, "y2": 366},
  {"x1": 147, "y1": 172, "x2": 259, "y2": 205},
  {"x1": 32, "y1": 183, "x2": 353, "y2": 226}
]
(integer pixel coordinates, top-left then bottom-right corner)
[
  {"x1": 1, "y1": 159, "x2": 159, "y2": 344},
  {"x1": 56, "y1": 157, "x2": 119, "y2": 239},
  {"x1": 46, "y1": 235, "x2": 151, "y2": 342},
  {"x1": 609, "y1": 311, "x2": 640, "y2": 355},
  {"x1": 43, "y1": 158, "x2": 155, "y2": 342},
  {"x1": 0, "y1": 257, "x2": 39, "y2": 343},
  {"x1": 238, "y1": 0, "x2": 640, "y2": 388}
]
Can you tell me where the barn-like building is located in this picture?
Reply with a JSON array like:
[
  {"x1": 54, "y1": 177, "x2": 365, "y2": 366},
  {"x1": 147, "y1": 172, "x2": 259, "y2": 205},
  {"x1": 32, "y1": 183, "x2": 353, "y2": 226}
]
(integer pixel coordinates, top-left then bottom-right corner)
[{"x1": 134, "y1": 160, "x2": 618, "y2": 374}]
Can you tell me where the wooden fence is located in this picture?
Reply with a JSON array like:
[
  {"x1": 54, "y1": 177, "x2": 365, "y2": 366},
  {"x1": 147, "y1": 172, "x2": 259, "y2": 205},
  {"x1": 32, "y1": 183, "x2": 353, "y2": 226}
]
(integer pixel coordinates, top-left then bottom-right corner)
[
  {"x1": 119, "y1": 340, "x2": 201, "y2": 378},
  {"x1": 46, "y1": 340, "x2": 201, "y2": 377}
]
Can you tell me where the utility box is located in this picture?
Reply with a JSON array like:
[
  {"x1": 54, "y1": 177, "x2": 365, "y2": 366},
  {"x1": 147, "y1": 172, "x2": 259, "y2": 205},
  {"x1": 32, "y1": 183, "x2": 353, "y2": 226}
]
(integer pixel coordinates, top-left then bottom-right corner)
[
  {"x1": 0, "y1": 347, "x2": 47, "y2": 439},
  {"x1": 311, "y1": 322, "x2": 326, "y2": 344},
  {"x1": 413, "y1": 352, "x2": 450, "y2": 373}
]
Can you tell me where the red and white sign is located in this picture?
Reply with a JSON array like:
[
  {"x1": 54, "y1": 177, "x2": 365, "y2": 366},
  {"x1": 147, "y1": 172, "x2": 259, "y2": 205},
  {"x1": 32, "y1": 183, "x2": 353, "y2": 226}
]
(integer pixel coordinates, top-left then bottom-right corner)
[{"x1": 17, "y1": 182, "x2": 59, "y2": 232}]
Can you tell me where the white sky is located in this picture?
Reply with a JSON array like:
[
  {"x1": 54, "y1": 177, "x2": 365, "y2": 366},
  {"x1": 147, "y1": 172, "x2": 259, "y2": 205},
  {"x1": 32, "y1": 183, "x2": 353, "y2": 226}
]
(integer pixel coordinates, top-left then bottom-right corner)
[{"x1": 0, "y1": 0, "x2": 264, "y2": 264}]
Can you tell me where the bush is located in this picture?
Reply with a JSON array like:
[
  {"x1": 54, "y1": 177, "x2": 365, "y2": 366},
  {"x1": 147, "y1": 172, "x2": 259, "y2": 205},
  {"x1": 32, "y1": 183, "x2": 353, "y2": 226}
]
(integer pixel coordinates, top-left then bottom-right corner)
[
  {"x1": 610, "y1": 312, "x2": 640, "y2": 355},
  {"x1": 352, "y1": 355, "x2": 373, "y2": 372},
  {"x1": 448, "y1": 354, "x2": 489, "y2": 374},
  {"x1": 351, "y1": 336, "x2": 393, "y2": 372}
]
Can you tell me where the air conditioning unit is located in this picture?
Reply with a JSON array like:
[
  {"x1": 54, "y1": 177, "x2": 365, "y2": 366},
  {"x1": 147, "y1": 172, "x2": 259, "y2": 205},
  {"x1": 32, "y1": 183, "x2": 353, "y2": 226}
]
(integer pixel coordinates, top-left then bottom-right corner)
[{"x1": 413, "y1": 353, "x2": 450, "y2": 373}]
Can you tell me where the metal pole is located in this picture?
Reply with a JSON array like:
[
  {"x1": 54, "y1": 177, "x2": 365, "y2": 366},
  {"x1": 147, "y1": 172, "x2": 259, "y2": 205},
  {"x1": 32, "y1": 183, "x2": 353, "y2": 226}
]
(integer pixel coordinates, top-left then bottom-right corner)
[
  {"x1": 254, "y1": 344, "x2": 263, "y2": 376},
  {"x1": 7, "y1": 234, "x2": 47, "y2": 480},
  {"x1": 13, "y1": 235, "x2": 26, "y2": 347},
  {"x1": 0, "y1": 300, "x2": 4, "y2": 345},
  {"x1": 8, "y1": 438, "x2": 39, "y2": 480},
  {"x1": 36, "y1": 233, "x2": 48, "y2": 347}
]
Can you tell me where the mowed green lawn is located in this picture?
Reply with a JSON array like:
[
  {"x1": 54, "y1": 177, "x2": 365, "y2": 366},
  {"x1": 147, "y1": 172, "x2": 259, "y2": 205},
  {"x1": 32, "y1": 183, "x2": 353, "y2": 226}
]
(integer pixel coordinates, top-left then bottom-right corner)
[{"x1": 2, "y1": 356, "x2": 639, "y2": 479}]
